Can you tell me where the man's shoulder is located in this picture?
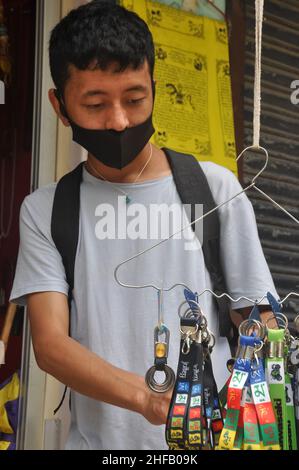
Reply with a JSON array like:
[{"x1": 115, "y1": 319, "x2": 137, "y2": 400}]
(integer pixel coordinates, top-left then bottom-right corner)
[
  {"x1": 21, "y1": 182, "x2": 58, "y2": 225},
  {"x1": 198, "y1": 160, "x2": 237, "y2": 183},
  {"x1": 197, "y1": 160, "x2": 242, "y2": 204},
  {"x1": 23, "y1": 182, "x2": 57, "y2": 206}
]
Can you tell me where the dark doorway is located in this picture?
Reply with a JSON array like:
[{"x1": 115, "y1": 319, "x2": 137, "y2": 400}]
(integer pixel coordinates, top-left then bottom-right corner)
[{"x1": 0, "y1": 0, "x2": 36, "y2": 383}]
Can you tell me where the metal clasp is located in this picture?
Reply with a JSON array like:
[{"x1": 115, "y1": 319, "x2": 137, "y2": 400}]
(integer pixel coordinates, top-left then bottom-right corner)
[
  {"x1": 154, "y1": 324, "x2": 169, "y2": 360},
  {"x1": 180, "y1": 324, "x2": 199, "y2": 355},
  {"x1": 145, "y1": 323, "x2": 175, "y2": 393}
]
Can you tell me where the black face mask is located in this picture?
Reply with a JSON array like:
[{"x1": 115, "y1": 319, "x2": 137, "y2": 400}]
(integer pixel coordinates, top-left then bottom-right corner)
[{"x1": 55, "y1": 87, "x2": 155, "y2": 170}]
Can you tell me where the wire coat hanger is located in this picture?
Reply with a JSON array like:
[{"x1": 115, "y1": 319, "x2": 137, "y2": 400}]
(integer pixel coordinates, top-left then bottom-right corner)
[
  {"x1": 114, "y1": 145, "x2": 268, "y2": 293},
  {"x1": 114, "y1": 0, "x2": 299, "y2": 307}
]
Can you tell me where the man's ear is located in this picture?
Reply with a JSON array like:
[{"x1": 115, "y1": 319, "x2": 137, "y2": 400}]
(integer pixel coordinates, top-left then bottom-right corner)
[{"x1": 48, "y1": 89, "x2": 70, "y2": 127}]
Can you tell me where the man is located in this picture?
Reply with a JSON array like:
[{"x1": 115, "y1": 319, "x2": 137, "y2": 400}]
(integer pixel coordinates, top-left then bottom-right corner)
[{"x1": 10, "y1": 1, "x2": 277, "y2": 450}]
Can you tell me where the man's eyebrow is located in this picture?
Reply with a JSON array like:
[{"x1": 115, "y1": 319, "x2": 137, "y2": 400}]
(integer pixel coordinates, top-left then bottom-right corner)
[
  {"x1": 82, "y1": 85, "x2": 148, "y2": 98},
  {"x1": 82, "y1": 90, "x2": 107, "y2": 97},
  {"x1": 124, "y1": 85, "x2": 148, "y2": 93}
]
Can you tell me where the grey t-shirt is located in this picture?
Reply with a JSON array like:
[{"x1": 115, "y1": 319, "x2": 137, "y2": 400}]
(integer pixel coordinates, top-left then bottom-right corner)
[{"x1": 10, "y1": 161, "x2": 277, "y2": 450}]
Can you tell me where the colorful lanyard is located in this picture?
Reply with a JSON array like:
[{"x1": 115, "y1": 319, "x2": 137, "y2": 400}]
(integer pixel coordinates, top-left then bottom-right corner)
[
  {"x1": 265, "y1": 327, "x2": 288, "y2": 449},
  {"x1": 166, "y1": 315, "x2": 204, "y2": 450},
  {"x1": 165, "y1": 294, "x2": 298, "y2": 452},
  {"x1": 166, "y1": 302, "x2": 220, "y2": 450},
  {"x1": 250, "y1": 356, "x2": 280, "y2": 449},
  {"x1": 243, "y1": 379, "x2": 261, "y2": 450},
  {"x1": 204, "y1": 354, "x2": 224, "y2": 449},
  {"x1": 218, "y1": 318, "x2": 280, "y2": 451},
  {"x1": 263, "y1": 295, "x2": 297, "y2": 448},
  {"x1": 218, "y1": 334, "x2": 255, "y2": 450}
]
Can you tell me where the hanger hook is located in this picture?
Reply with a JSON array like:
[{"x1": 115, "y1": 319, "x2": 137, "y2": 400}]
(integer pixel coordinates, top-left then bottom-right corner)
[{"x1": 236, "y1": 145, "x2": 269, "y2": 184}]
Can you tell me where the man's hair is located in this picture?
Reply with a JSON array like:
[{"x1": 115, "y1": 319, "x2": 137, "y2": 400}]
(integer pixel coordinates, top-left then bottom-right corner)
[{"x1": 49, "y1": 0, "x2": 155, "y2": 94}]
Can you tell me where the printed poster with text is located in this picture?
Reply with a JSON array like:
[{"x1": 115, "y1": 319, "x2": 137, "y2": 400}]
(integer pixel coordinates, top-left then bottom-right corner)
[{"x1": 120, "y1": 0, "x2": 237, "y2": 174}]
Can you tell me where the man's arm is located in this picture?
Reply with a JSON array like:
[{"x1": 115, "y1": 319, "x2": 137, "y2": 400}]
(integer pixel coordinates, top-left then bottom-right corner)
[{"x1": 28, "y1": 291, "x2": 172, "y2": 426}]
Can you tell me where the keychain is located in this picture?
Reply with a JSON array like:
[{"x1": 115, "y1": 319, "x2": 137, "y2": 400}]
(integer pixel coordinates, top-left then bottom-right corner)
[
  {"x1": 145, "y1": 289, "x2": 175, "y2": 393},
  {"x1": 165, "y1": 292, "x2": 220, "y2": 450}
]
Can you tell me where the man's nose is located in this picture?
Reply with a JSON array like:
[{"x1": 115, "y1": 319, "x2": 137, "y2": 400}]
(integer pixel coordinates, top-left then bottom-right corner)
[{"x1": 105, "y1": 106, "x2": 129, "y2": 131}]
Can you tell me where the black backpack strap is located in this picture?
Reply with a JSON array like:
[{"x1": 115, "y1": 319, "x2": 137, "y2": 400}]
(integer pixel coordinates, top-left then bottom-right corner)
[
  {"x1": 51, "y1": 162, "x2": 84, "y2": 300},
  {"x1": 51, "y1": 162, "x2": 84, "y2": 415},
  {"x1": 162, "y1": 148, "x2": 233, "y2": 340}
]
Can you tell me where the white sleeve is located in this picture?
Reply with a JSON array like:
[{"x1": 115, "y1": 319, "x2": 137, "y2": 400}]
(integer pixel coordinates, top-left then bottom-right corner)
[
  {"x1": 9, "y1": 190, "x2": 69, "y2": 306},
  {"x1": 200, "y1": 162, "x2": 278, "y2": 310}
]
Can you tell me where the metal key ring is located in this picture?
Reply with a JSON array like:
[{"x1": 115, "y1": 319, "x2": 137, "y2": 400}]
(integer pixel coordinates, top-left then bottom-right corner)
[
  {"x1": 178, "y1": 299, "x2": 203, "y2": 319},
  {"x1": 208, "y1": 331, "x2": 216, "y2": 350},
  {"x1": 273, "y1": 312, "x2": 289, "y2": 329},
  {"x1": 202, "y1": 329, "x2": 210, "y2": 344},
  {"x1": 182, "y1": 307, "x2": 196, "y2": 319},
  {"x1": 145, "y1": 365, "x2": 175, "y2": 393},
  {"x1": 253, "y1": 340, "x2": 264, "y2": 354},
  {"x1": 238, "y1": 319, "x2": 262, "y2": 337},
  {"x1": 199, "y1": 315, "x2": 208, "y2": 329},
  {"x1": 265, "y1": 314, "x2": 288, "y2": 330}
]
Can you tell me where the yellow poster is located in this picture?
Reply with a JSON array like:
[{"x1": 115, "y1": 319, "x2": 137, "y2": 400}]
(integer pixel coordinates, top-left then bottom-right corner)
[{"x1": 120, "y1": 0, "x2": 237, "y2": 174}]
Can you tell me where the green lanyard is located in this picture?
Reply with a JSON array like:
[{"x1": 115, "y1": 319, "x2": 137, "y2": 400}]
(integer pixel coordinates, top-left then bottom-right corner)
[{"x1": 266, "y1": 328, "x2": 288, "y2": 449}]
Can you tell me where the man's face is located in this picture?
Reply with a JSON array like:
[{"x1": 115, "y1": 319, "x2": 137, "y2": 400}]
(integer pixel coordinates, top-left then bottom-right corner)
[{"x1": 53, "y1": 60, "x2": 154, "y2": 131}]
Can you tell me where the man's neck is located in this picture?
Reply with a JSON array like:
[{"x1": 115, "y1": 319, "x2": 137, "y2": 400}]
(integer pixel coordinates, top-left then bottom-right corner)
[{"x1": 86, "y1": 144, "x2": 172, "y2": 183}]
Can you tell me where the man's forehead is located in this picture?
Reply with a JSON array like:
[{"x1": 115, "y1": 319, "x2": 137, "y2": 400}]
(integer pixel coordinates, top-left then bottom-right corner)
[{"x1": 66, "y1": 61, "x2": 151, "y2": 95}]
